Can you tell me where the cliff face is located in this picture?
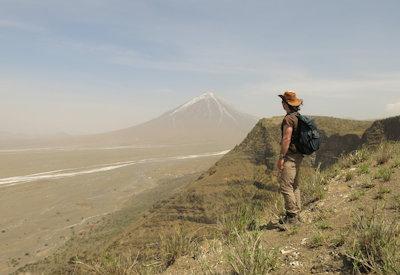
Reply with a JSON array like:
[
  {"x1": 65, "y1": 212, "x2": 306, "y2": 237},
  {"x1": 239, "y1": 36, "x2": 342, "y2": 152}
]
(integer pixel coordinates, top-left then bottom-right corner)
[
  {"x1": 316, "y1": 133, "x2": 363, "y2": 168},
  {"x1": 362, "y1": 115, "x2": 400, "y2": 145}
]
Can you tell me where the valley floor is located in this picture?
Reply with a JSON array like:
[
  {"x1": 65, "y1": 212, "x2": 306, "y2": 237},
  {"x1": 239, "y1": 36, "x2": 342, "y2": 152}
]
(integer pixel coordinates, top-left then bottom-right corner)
[{"x1": 0, "y1": 144, "x2": 229, "y2": 274}]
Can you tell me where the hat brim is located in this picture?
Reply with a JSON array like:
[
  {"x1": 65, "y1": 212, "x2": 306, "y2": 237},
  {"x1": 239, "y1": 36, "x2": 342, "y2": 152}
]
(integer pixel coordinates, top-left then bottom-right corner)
[{"x1": 278, "y1": 95, "x2": 303, "y2": 107}]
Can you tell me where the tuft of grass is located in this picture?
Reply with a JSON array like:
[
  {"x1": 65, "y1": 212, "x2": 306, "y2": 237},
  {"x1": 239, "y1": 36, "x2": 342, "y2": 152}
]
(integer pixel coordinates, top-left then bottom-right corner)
[
  {"x1": 218, "y1": 204, "x2": 258, "y2": 242},
  {"x1": 227, "y1": 230, "x2": 279, "y2": 275},
  {"x1": 390, "y1": 194, "x2": 400, "y2": 211},
  {"x1": 300, "y1": 166, "x2": 327, "y2": 206},
  {"x1": 360, "y1": 179, "x2": 375, "y2": 189},
  {"x1": 340, "y1": 148, "x2": 370, "y2": 168},
  {"x1": 340, "y1": 155, "x2": 354, "y2": 169},
  {"x1": 345, "y1": 210, "x2": 400, "y2": 274},
  {"x1": 329, "y1": 232, "x2": 346, "y2": 248},
  {"x1": 287, "y1": 225, "x2": 300, "y2": 236},
  {"x1": 72, "y1": 250, "x2": 159, "y2": 274},
  {"x1": 315, "y1": 219, "x2": 332, "y2": 230},
  {"x1": 374, "y1": 186, "x2": 391, "y2": 200},
  {"x1": 324, "y1": 164, "x2": 341, "y2": 179},
  {"x1": 308, "y1": 231, "x2": 326, "y2": 249},
  {"x1": 349, "y1": 190, "x2": 365, "y2": 202},
  {"x1": 376, "y1": 143, "x2": 391, "y2": 165},
  {"x1": 391, "y1": 158, "x2": 400, "y2": 169},
  {"x1": 159, "y1": 227, "x2": 200, "y2": 268},
  {"x1": 199, "y1": 240, "x2": 224, "y2": 275},
  {"x1": 374, "y1": 167, "x2": 392, "y2": 182},
  {"x1": 358, "y1": 163, "x2": 371, "y2": 175},
  {"x1": 344, "y1": 171, "x2": 354, "y2": 182}
]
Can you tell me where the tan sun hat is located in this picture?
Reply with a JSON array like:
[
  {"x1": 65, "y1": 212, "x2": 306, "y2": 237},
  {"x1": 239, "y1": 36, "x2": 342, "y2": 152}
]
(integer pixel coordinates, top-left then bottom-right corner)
[{"x1": 278, "y1": 90, "x2": 303, "y2": 107}]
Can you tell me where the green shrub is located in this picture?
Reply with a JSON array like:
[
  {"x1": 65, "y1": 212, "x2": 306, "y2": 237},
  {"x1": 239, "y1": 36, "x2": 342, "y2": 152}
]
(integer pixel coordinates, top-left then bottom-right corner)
[
  {"x1": 227, "y1": 230, "x2": 279, "y2": 275},
  {"x1": 345, "y1": 211, "x2": 400, "y2": 273}
]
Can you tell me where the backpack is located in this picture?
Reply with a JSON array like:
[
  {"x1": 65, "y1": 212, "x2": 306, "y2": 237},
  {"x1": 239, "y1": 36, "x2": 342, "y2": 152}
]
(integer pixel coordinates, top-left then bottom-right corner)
[{"x1": 294, "y1": 114, "x2": 321, "y2": 155}]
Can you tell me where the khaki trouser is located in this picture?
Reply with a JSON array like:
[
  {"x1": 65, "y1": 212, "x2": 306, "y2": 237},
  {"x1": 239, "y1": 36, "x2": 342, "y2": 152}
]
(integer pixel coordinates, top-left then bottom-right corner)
[{"x1": 279, "y1": 153, "x2": 303, "y2": 216}]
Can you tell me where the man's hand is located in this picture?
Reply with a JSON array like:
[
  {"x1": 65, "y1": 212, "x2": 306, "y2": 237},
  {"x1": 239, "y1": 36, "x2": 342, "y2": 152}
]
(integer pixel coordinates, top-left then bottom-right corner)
[{"x1": 276, "y1": 158, "x2": 285, "y2": 170}]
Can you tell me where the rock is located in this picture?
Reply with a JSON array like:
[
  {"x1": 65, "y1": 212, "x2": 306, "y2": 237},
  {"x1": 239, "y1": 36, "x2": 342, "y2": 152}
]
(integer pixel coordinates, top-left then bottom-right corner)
[
  {"x1": 280, "y1": 247, "x2": 296, "y2": 255},
  {"x1": 289, "y1": 261, "x2": 302, "y2": 267}
]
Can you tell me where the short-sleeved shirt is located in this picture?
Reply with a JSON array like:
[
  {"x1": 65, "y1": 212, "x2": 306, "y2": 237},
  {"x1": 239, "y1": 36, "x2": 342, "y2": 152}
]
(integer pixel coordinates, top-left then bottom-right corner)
[{"x1": 281, "y1": 112, "x2": 299, "y2": 154}]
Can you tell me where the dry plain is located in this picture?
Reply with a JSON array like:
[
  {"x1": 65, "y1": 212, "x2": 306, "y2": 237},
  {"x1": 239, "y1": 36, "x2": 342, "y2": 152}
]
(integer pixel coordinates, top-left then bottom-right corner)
[{"x1": 0, "y1": 143, "x2": 229, "y2": 273}]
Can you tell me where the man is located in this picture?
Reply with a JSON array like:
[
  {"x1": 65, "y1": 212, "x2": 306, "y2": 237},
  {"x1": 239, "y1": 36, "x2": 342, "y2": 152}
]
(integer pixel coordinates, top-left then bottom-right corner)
[{"x1": 277, "y1": 90, "x2": 304, "y2": 224}]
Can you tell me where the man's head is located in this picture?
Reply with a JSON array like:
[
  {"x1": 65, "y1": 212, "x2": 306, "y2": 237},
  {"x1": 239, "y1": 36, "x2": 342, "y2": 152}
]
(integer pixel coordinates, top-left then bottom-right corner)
[{"x1": 278, "y1": 90, "x2": 303, "y2": 113}]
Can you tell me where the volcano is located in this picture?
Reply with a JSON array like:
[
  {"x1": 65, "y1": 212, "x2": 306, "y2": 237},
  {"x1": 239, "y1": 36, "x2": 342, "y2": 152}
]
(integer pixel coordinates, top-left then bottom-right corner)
[{"x1": 96, "y1": 92, "x2": 258, "y2": 146}]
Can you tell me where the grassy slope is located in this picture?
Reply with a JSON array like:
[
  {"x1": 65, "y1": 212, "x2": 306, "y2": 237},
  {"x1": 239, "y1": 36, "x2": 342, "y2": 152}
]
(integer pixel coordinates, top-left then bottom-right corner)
[
  {"x1": 167, "y1": 142, "x2": 400, "y2": 274},
  {"x1": 20, "y1": 116, "x2": 373, "y2": 274}
]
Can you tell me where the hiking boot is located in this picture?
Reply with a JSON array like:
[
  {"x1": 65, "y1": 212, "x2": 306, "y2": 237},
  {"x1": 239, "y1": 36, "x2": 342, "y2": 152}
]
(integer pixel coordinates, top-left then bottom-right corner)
[{"x1": 279, "y1": 213, "x2": 300, "y2": 225}]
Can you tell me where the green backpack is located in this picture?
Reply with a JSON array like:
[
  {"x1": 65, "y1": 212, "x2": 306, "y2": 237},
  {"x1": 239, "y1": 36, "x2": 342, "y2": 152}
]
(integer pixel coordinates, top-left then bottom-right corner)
[{"x1": 294, "y1": 114, "x2": 321, "y2": 155}]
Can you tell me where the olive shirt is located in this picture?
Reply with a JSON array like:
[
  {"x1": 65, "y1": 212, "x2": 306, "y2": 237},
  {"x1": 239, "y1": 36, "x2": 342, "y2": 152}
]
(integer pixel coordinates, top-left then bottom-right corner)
[{"x1": 280, "y1": 112, "x2": 300, "y2": 157}]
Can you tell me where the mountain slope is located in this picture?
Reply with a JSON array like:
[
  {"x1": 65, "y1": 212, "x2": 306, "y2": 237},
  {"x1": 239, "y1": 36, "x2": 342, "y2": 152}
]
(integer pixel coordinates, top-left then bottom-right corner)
[
  {"x1": 20, "y1": 115, "x2": 373, "y2": 273},
  {"x1": 166, "y1": 142, "x2": 400, "y2": 274}
]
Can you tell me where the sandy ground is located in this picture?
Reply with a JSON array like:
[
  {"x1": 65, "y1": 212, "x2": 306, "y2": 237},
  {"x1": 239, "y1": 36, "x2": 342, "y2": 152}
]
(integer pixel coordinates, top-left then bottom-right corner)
[{"x1": 0, "y1": 144, "x2": 229, "y2": 274}]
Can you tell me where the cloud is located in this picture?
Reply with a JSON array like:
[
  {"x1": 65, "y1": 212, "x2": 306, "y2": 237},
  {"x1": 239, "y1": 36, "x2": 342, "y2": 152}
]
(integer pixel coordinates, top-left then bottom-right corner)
[
  {"x1": 51, "y1": 38, "x2": 266, "y2": 75},
  {"x1": 386, "y1": 101, "x2": 400, "y2": 115}
]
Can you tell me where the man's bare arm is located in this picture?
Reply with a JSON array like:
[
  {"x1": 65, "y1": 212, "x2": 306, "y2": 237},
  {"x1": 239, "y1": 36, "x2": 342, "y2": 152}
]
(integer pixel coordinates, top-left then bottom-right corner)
[{"x1": 280, "y1": 125, "x2": 293, "y2": 158}]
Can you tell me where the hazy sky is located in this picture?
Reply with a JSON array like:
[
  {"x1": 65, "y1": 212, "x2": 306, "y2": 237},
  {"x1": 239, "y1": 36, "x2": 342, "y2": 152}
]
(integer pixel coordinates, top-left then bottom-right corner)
[{"x1": 1, "y1": 0, "x2": 399, "y2": 135}]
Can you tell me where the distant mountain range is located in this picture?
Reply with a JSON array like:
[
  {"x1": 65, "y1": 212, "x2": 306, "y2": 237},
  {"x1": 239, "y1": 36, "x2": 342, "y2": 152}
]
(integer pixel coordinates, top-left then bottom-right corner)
[{"x1": 0, "y1": 92, "x2": 258, "y2": 148}]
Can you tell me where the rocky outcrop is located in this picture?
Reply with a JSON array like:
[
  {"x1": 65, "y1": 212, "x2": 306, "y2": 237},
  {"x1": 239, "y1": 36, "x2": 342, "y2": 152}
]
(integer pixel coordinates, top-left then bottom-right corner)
[
  {"x1": 362, "y1": 115, "x2": 400, "y2": 146},
  {"x1": 316, "y1": 133, "x2": 362, "y2": 168}
]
